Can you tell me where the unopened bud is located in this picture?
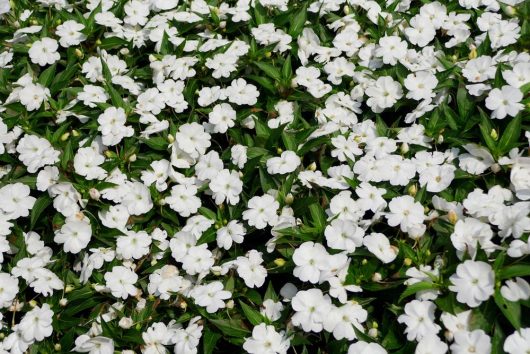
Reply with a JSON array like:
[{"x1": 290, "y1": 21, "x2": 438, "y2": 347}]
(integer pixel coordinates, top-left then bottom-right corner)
[
  {"x1": 368, "y1": 328, "x2": 378, "y2": 338},
  {"x1": 491, "y1": 163, "x2": 501, "y2": 173},
  {"x1": 274, "y1": 258, "x2": 286, "y2": 267},
  {"x1": 408, "y1": 184, "x2": 417, "y2": 197},
  {"x1": 59, "y1": 298, "x2": 68, "y2": 307},
  {"x1": 128, "y1": 154, "x2": 137, "y2": 162},
  {"x1": 65, "y1": 284, "x2": 75, "y2": 293},
  {"x1": 71, "y1": 129, "x2": 80, "y2": 137},
  {"x1": 29, "y1": 300, "x2": 37, "y2": 308},
  {"x1": 285, "y1": 193, "x2": 294, "y2": 205},
  {"x1": 343, "y1": 5, "x2": 350, "y2": 14},
  {"x1": 448, "y1": 210, "x2": 458, "y2": 224},
  {"x1": 468, "y1": 46, "x2": 477, "y2": 60},
  {"x1": 167, "y1": 134, "x2": 175, "y2": 143},
  {"x1": 264, "y1": 52, "x2": 272, "y2": 58},
  {"x1": 400, "y1": 143, "x2": 409, "y2": 154},
  {"x1": 505, "y1": 5, "x2": 516, "y2": 16},
  {"x1": 55, "y1": 19, "x2": 62, "y2": 26},
  {"x1": 437, "y1": 134, "x2": 444, "y2": 144},
  {"x1": 361, "y1": 258, "x2": 368, "y2": 265},
  {"x1": 226, "y1": 300, "x2": 235, "y2": 309},
  {"x1": 104, "y1": 150, "x2": 115, "y2": 158},
  {"x1": 60, "y1": 132, "x2": 70, "y2": 141},
  {"x1": 490, "y1": 129, "x2": 498, "y2": 141},
  {"x1": 95, "y1": 39, "x2": 102, "y2": 46},
  {"x1": 74, "y1": 48, "x2": 83, "y2": 58},
  {"x1": 179, "y1": 300, "x2": 188, "y2": 309},
  {"x1": 120, "y1": 48, "x2": 130, "y2": 55},
  {"x1": 89, "y1": 188, "x2": 100, "y2": 201},
  {"x1": 308, "y1": 162, "x2": 317, "y2": 171},
  {"x1": 403, "y1": 258, "x2": 412, "y2": 266},
  {"x1": 54, "y1": 344, "x2": 62, "y2": 351},
  {"x1": 119, "y1": 317, "x2": 134, "y2": 329},
  {"x1": 276, "y1": 147, "x2": 283, "y2": 154},
  {"x1": 372, "y1": 272, "x2": 382, "y2": 282},
  {"x1": 219, "y1": 21, "x2": 226, "y2": 29}
]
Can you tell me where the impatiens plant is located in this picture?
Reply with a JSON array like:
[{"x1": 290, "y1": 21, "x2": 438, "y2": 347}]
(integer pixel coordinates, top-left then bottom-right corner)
[{"x1": 0, "y1": 0, "x2": 530, "y2": 353}]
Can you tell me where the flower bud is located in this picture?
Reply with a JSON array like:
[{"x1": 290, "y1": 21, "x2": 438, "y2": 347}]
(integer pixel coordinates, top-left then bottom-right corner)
[
  {"x1": 167, "y1": 134, "x2": 175, "y2": 143},
  {"x1": 89, "y1": 188, "x2": 100, "y2": 200},
  {"x1": 308, "y1": 162, "x2": 317, "y2": 171},
  {"x1": 119, "y1": 317, "x2": 134, "y2": 329},
  {"x1": 368, "y1": 328, "x2": 378, "y2": 338},
  {"x1": 59, "y1": 298, "x2": 68, "y2": 307},
  {"x1": 408, "y1": 184, "x2": 417, "y2": 197},
  {"x1": 468, "y1": 46, "x2": 477, "y2": 60},
  {"x1": 448, "y1": 210, "x2": 458, "y2": 225},
  {"x1": 285, "y1": 193, "x2": 294, "y2": 205},
  {"x1": 219, "y1": 21, "x2": 226, "y2": 29},
  {"x1": 29, "y1": 300, "x2": 37, "y2": 308},
  {"x1": 490, "y1": 128, "x2": 498, "y2": 141},
  {"x1": 54, "y1": 344, "x2": 62, "y2": 351},
  {"x1": 120, "y1": 48, "x2": 130, "y2": 55},
  {"x1": 343, "y1": 5, "x2": 350, "y2": 14},
  {"x1": 274, "y1": 258, "x2": 286, "y2": 267},
  {"x1": 226, "y1": 300, "x2": 235, "y2": 309},
  {"x1": 491, "y1": 163, "x2": 501, "y2": 173},
  {"x1": 179, "y1": 300, "x2": 188, "y2": 309},
  {"x1": 60, "y1": 132, "x2": 70, "y2": 141},
  {"x1": 372, "y1": 272, "x2": 382, "y2": 282},
  {"x1": 74, "y1": 48, "x2": 83, "y2": 58},
  {"x1": 505, "y1": 5, "x2": 516, "y2": 16},
  {"x1": 400, "y1": 142, "x2": 409, "y2": 154},
  {"x1": 65, "y1": 284, "x2": 75, "y2": 293},
  {"x1": 95, "y1": 39, "x2": 102, "y2": 46},
  {"x1": 128, "y1": 154, "x2": 137, "y2": 162},
  {"x1": 437, "y1": 134, "x2": 444, "y2": 144},
  {"x1": 361, "y1": 258, "x2": 368, "y2": 265},
  {"x1": 71, "y1": 129, "x2": 80, "y2": 137},
  {"x1": 276, "y1": 147, "x2": 283, "y2": 154},
  {"x1": 403, "y1": 258, "x2": 412, "y2": 266}
]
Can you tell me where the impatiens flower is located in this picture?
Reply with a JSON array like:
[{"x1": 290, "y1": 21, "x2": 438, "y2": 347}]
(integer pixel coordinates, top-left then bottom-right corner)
[
  {"x1": 55, "y1": 20, "x2": 86, "y2": 47},
  {"x1": 18, "y1": 304, "x2": 54, "y2": 342},
  {"x1": 190, "y1": 281, "x2": 231, "y2": 313},
  {"x1": 293, "y1": 241, "x2": 329, "y2": 283},
  {"x1": 208, "y1": 103, "x2": 236, "y2": 133},
  {"x1": 243, "y1": 324, "x2": 290, "y2": 354},
  {"x1": 397, "y1": 300, "x2": 441, "y2": 341},
  {"x1": 54, "y1": 214, "x2": 92, "y2": 254},
  {"x1": 73, "y1": 335, "x2": 115, "y2": 354},
  {"x1": 504, "y1": 328, "x2": 530, "y2": 354},
  {"x1": 348, "y1": 341, "x2": 387, "y2": 354},
  {"x1": 323, "y1": 302, "x2": 368, "y2": 340},
  {"x1": 104, "y1": 266, "x2": 138, "y2": 299},
  {"x1": 415, "y1": 335, "x2": 448, "y2": 354},
  {"x1": 165, "y1": 184, "x2": 201, "y2": 217},
  {"x1": 449, "y1": 260, "x2": 495, "y2": 307},
  {"x1": 485, "y1": 85, "x2": 524, "y2": 119},
  {"x1": 117, "y1": 230, "x2": 152, "y2": 260},
  {"x1": 500, "y1": 277, "x2": 530, "y2": 302},
  {"x1": 0, "y1": 273, "x2": 19, "y2": 308},
  {"x1": 97, "y1": 106, "x2": 134, "y2": 146},
  {"x1": 29, "y1": 37, "x2": 60, "y2": 66},
  {"x1": 450, "y1": 330, "x2": 491, "y2": 354},
  {"x1": 363, "y1": 233, "x2": 398, "y2": 263},
  {"x1": 236, "y1": 250, "x2": 267, "y2": 288},
  {"x1": 0, "y1": 183, "x2": 36, "y2": 220},
  {"x1": 386, "y1": 195, "x2": 425, "y2": 234},
  {"x1": 16, "y1": 134, "x2": 60, "y2": 173},
  {"x1": 266, "y1": 151, "x2": 301, "y2": 175},
  {"x1": 243, "y1": 194, "x2": 280, "y2": 229},
  {"x1": 404, "y1": 71, "x2": 438, "y2": 101},
  {"x1": 325, "y1": 219, "x2": 364, "y2": 252},
  {"x1": 291, "y1": 289, "x2": 332, "y2": 333},
  {"x1": 365, "y1": 76, "x2": 403, "y2": 113},
  {"x1": 74, "y1": 147, "x2": 107, "y2": 180},
  {"x1": 209, "y1": 169, "x2": 243, "y2": 205}
]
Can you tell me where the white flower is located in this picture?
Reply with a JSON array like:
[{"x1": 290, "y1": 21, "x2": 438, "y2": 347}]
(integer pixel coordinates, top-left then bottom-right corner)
[
  {"x1": 510, "y1": 157, "x2": 530, "y2": 200},
  {"x1": 291, "y1": 289, "x2": 332, "y2": 333},
  {"x1": 19, "y1": 83, "x2": 50, "y2": 111},
  {"x1": 500, "y1": 277, "x2": 530, "y2": 302},
  {"x1": 0, "y1": 273, "x2": 18, "y2": 308},
  {"x1": 18, "y1": 304, "x2": 54, "y2": 342},
  {"x1": 29, "y1": 37, "x2": 60, "y2": 66},
  {"x1": 236, "y1": 250, "x2": 267, "y2": 288},
  {"x1": 325, "y1": 219, "x2": 364, "y2": 253},
  {"x1": 485, "y1": 85, "x2": 524, "y2": 119},
  {"x1": 174, "y1": 122, "x2": 211, "y2": 157},
  {"x1": 54, "y1": 215, "x2": 92, "y2": 254},
  {"x1": 504, "y1": 328, "x2": 530, "y2": 354},
  {"x1": 243, "y1": 194, "x2": 280, "y2": 229},
  {"x1": 323, "y1": 302, "x2": 368, "y2": 340},
  {"x1": 208, "y1": 102, "x2": 236, "y2": 133},
  {"x1": 375, "y1": 36, "x2": 408, "y2": 65},
  {"x1": 117, "y1": 230, "x2": 152, "y2": 260},
  {"x1": 293, "y1": 242, "x2": 329, "y2": 283},
  {"x1": 386, "y1": 196, "x2": 425, "y2": 234},
  {"x1": 181, "y1": 244, "x2": 214, "y2": 275},
  {"x1": 365, "y1": 76, "x2": 403, "y2": 113},
  {"x1": 77, "y1": 85, "x2": 109, "y2": 108},
  {"x1": 216, "y1": 220, "x2": 246, "y2": 250},
  {"x1": 104, "y1": 266, "x2": 138, "y2": 299},
  {"x1": 73, "y1": 335, "x2": 115, "y2": 354},
  {"x1": 266, "y1": 151, "x2": 301, "y2": 175},
  {"x1": 397, "y1": 300, "x2": 441, "y2": 341},
  {"x1": 16, "y1": 134, "x2": 60, "y2": 173},
  {"x1": 209, "y1": 169, "x2": 243, "y2": 205},
  {"x1": 74, "y1": 147, "x2": 107, "y2": 180},
  {"x1": 441, "y1": 310, "x2": 471, "y2": 341},
  {"x1": 347, "y1": 341, "x2": 387, "y2": 354},
  {"x1": 121, "y1": 181, "x2": 153, "y2": 215},
  {"x1": 165, "y1": 184, "x2": 201, "y2": 217},
  {"x1": 363, "y1": 233, "x2": 398, "y2": 263},
  {"x1": 243, "y1": 324, "x2": 290, "y2": 354},
  {"x1": 415, "y1": 335, "x2": 448, "y2": 354},
  {"x1": 97, "y1": 107, "x2": 134, "y2": 146},
  {"x1": 0, "y1": 182, "x2": 36, "y2": 220},
  {"x1": 449, "y1": 260, "x2": 495, "y2": 307},
  {"x1": 190, "y1": 281, "x2": 231, "y2": 313},
  {"x1": 404, "y1": 71, "x2": 438, "y2": 101},
  {"x1": 450, "y1": 330, "x2": 491, "y2": 354},
  {"x1": 225, "y1": 78, "x2": 260, "y2": 105},
  {"x1": 56, "y1": 20, "x2": 86, "y2": 47}
]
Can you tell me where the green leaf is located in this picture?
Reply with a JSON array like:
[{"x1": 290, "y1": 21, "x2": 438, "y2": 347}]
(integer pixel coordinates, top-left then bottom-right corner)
[
  {"x1": 494, "y1": 289, "x2": 521, "y2": 329},
  {"x1": 203, "y1": 330, "x2": 221, "y2": 354},
  {"x1": 499, "y1": 264, "x2": 530, "y2": 280},
  {"x1": 264, "y1": 281, "x2": 279, "y2": 302},
  {"x1": 308, "y1": 203, "x2": 326, "y2": 233},
  {"x1": 457, "y1": 85, "x2": 473, "y2": 120},
  {"x1": 478, "y1": 109, "x2": 498, "y2": 155},
  {"x1": 398, "y1": 282, "x2": 436, "y2": 303},
  {"x1": 497, "y1": 114, "x2": 522, "y2": 155},
  {"x1": 288, "y1": 3, "x2": 307, "y2": 38},
  {"x1": 254, "y1": 62, "x2": 282, "y2": 82},
  {"x1": 30, "y1": 195, "x2": 52, "y2": 229},
  {"x1": 282, "y1": 54, "x2": 292, "y2": 82},
  {"x1": 239, "y1": 301, "x2": 264, "y2": 326},
  {"x1": 38, "y1": 63, "x2": 57, "y2": 87},
  {"x1": 209, "y1": 319, "x2": 250, "y2": 338}
]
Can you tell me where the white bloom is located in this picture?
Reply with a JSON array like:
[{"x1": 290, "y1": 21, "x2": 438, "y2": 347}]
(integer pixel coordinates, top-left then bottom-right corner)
[
  {"x1": 449, "y1": 260, "x2": 495, "y2": 307},
  {"x1": 243, "y1": 324, "x2": 290, "y2": 354},
  {"x1": 104, "y1": 266, "x2": 138, "y2": 299},
  {"x1": 485, "y1": 85, "x2": 524, "y2": 119},
  {"x1": 266, "y1": 151, "x2": 301, "y2": 175},
  {"x1": 54, "y1": 215, "x2": 92, "y2": 254},
  {"x1": 29, "y1": 37, "x2": 60, "y2": 66},
  {"x1": 18, "y1": 304, "x2": 54, "y2": 342},
  {"x1": 397, "y1": 300, "x2": 441, "y2": 341}
]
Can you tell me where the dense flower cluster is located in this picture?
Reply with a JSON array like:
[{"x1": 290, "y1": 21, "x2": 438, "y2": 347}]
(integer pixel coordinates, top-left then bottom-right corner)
[{"x1": 0, "y1": 0, "x2": 529, "y2": 353}]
